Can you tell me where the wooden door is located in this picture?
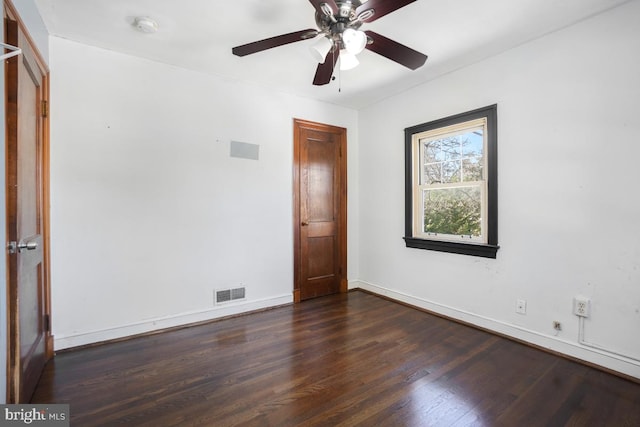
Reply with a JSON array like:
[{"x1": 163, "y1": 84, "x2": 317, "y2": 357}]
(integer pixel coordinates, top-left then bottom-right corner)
[
  {"x1": 5, "y1": 5, "x2": 52, "y2": 403},
  {"x1": 293, "y1": 119, "x2": 347, "y2": 302}
]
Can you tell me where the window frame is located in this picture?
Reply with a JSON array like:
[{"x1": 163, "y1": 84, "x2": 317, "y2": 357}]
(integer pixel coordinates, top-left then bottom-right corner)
[{"x1": 404, "y1": 105, "x2": 499, "y2": 258}]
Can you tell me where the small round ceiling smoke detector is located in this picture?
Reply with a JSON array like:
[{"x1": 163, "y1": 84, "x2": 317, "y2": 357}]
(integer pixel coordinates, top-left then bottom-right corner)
[{"x1": 133, "y1": 17, "x2": 158, "y2": 34}]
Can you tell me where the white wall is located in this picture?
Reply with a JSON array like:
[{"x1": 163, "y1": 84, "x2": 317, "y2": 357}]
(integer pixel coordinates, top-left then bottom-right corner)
[
  {"x1": 49, "y1": 37, "x2": 359, "y2": 349},
  {"x1": 357, "y1": 1, "x2": 640, "y2": 378}
]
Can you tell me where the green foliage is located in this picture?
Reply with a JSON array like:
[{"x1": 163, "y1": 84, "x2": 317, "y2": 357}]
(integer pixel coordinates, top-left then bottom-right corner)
[{"x1": 423, "y1": 187, "x2": 481, "y2": 237}]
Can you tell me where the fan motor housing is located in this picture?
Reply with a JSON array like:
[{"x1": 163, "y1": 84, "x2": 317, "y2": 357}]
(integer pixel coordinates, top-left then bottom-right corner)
[{"x1": 315, "y1": 1, "x2": 366, "y2": 39}]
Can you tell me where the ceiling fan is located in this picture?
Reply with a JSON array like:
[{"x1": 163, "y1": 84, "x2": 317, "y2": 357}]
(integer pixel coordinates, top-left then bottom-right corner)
[{"x1": 232, "y1": 0, "x2": 428, "y2": 86}]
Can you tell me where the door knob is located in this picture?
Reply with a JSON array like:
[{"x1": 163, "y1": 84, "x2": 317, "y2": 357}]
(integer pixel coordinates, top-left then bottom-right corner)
[
  {"x1": 301, "y1": 221, "x2": 309, "y2": 226},
  {"x1": 7, "y1": 240, "x2": 38, "y2": 254},
  {"x1": 18, "y1": 241, "x2": 38, "y2": 252}
]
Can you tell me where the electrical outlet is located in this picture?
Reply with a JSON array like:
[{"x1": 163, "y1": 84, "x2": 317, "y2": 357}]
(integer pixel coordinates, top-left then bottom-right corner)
[
  {"x1": 516, "y1": 299, "x2": 527, "y2": 314},
  {"x1": 553, "y1": 321, "x2": 562, "y2": 331},
  {"x1": 573, "y1": 297, "x2": 591, "y2": 318}
]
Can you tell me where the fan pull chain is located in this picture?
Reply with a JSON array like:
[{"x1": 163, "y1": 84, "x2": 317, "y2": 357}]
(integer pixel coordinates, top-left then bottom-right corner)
[{"x1": 337, "y1": 49, "x2": 342, "y2": 93}]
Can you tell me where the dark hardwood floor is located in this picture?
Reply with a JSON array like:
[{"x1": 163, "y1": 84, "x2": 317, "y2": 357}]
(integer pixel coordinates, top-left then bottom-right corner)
[{"x1": 32, "y1": 291, "x2": 640, "y2": 426}]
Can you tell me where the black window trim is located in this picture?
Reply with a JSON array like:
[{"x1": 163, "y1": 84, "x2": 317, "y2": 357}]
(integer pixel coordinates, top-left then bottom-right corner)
[{"x1": 404, "y1": 104, "x2": 499, "y2": 258}]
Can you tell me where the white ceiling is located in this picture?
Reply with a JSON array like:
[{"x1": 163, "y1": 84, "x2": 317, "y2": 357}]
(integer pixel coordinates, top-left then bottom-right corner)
[{"x1": 35, "y1": 0, "x2": 631, "y2": 109}]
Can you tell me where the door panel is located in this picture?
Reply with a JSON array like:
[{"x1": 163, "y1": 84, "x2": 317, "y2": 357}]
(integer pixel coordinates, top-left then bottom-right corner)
[
  {"x1": 293, "y1": 119, "x2": 347, "y2": 302},
  {"x1": 306, "y1": 135, "x2": 336, "y2": 221},
  {"x1": 5, "y1": 6, "x2": 51, "y2": 403},
  {"x1": 307, "y1": 237, "x2": 335, "y2": 278}
]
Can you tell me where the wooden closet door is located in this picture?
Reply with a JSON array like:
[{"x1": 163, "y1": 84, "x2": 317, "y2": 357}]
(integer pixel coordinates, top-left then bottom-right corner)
[
  {"x1": 5, "y1": 4, "x2": 52, "y2": 403},
  {"x1": 293, "y1": 119, "x2": 347, "y2": 301}
]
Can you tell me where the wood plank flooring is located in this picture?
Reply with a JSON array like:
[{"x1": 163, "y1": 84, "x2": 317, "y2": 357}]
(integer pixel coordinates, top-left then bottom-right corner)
[{"x1": 31, "y1": 291, "x2": 640, "y2": 426}]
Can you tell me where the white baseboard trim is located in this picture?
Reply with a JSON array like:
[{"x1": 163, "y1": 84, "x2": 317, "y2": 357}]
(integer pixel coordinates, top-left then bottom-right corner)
[
  {"x1": 354, "y1": 280, "x2": 640, "y2": 380},
  {"x1": 54, "y1": 294, "x2": 293, "y2": 351}
]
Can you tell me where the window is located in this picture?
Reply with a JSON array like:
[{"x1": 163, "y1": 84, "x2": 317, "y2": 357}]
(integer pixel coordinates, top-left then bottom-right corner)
[{"x1": 404, "y1": 105, "x2": 498, "y2": 258}]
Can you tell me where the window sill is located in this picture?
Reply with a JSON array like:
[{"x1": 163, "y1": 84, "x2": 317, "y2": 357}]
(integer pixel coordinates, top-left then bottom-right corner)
[{"x1": 403, "y1": 237, "x2": 499, "y2": 258}]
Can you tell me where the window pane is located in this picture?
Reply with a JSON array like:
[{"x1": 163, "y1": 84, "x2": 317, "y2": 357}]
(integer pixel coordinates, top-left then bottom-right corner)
[
  {"x1": 461, "y1": 129, "x2": 484, "y2": 181},
  {"x1": 462, "y1": 157, "x2": 483, "y2": 181},
  {"x1": 424, "y1": 163, "x2": 441, "y2": 184},
  {"x1": 462, "y1": 130, "x2": 483, "y2": 158},
  {"x1": 442, "y1": 160, "x2": 461, "y2": 183},
  {"x1": 422, "y1": 186, "x2": 482, "y2": 237},
  {"x1": 422, "y1": 130, "x2": 484, "y2": 184},
  {"x1": 437, "y1": 137, "x2": 461, "y2": 161},
  {"x1": 423, "y1": 140, "x2": 442, "y2": 162}
]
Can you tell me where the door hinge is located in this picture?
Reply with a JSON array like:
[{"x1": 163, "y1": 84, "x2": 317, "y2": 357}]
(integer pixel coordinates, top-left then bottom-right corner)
[
  {"x1": 44, "y1": 314, "x2": 51, "y2": 332},
  {"x1": 41, "y1": 100, "x2": 48, "y2": 118}
]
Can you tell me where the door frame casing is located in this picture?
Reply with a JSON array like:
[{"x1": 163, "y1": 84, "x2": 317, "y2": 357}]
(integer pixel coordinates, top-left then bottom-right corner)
[
  {"x1": 292, "y1": 118, "x2": 347, "y2": 303},
  {"x1": 4, "y1": 0, "x2": 52, "y2": 403}
]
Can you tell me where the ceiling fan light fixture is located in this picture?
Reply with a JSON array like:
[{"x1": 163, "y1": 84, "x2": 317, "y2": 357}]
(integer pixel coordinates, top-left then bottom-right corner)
[
  {"x1": 309, "y1": 36, "x2": 333, "y2": 63},
  {"x1": 342, "y1": 28, "x2": 367, "y2": 55},
  {"x1": 339, "y1": 50, "x2": 359, "y2": 70}
]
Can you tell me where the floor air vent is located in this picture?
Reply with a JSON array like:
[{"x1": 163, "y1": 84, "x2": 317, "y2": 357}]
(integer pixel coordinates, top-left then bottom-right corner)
[{"x1": 215, "y1": 287, "x2": 246, "y2": 304}]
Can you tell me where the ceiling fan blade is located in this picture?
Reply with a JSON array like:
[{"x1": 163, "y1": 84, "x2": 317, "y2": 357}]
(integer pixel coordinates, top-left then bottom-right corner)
[
  {"x1": 364, "y1": 30, "x2": 427, "y2": 70},
  {"x1": 313, "y1": 45, "x2": 339, "y2": 85},
  {"x1": 356, "y1": 0, "x2": 417, "y2": 23},
  {"x1": 308, "y1": 0, "x2": 338, "y2": 16},
  {"x1": 232, "y1": 29, "x2": 318, "y2": 57}
]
